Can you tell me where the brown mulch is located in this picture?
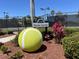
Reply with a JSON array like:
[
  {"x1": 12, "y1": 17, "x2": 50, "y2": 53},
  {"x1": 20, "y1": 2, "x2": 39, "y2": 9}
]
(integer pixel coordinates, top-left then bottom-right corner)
[
  {"x1": 0, "y1": 40, "x2": 66, "y2": 59},
  {"x1": 0, "y1": 54, "x2": 9, "y2": 59},
  {"x1": 0, "y1": 34, "x2": 15, "y2": 38}
]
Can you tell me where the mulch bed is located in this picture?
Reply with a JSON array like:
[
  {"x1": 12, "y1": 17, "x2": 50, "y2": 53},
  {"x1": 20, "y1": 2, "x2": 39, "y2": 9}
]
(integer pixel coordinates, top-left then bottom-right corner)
[{"x1": 0, "y1": 40, "x2": 66, "y2": 59}]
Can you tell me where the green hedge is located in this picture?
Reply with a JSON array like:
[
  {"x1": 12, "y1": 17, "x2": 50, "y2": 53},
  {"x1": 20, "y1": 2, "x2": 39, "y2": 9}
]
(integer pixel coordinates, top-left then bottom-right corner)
[
  {"x1": 62, "y1": 32, "x2": 79, "y2": 59},
  {"x1": 0, "y1": 29, "x2": 13, "y2": 35},
  {"x1": 36, "y1": 27, "x2": 52, "y2": 32},
  {"x1": 0, "y1": 32, "x2": 5, "y2": 35},
  {"x1": 64, "y1": 28, "x2": 79, "y2": 36}
]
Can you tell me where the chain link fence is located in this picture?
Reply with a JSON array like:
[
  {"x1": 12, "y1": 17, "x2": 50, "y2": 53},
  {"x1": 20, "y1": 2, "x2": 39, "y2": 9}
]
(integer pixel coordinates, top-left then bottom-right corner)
[{"x1": 0, "y1": 13, "x2": 79, "y2": 31}]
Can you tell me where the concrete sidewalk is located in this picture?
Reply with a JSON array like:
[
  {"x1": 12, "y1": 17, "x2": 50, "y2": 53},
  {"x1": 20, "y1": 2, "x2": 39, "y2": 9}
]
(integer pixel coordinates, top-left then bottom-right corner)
[{"x1": 0, "y1": 35, "x2": 16, "y2": 43}]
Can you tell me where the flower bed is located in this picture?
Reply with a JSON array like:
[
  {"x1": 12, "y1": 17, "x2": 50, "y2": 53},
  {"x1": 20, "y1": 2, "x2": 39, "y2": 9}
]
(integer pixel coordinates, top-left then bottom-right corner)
[{"x1": 0, "y1": 40, "x2": 65, "y2": 59}]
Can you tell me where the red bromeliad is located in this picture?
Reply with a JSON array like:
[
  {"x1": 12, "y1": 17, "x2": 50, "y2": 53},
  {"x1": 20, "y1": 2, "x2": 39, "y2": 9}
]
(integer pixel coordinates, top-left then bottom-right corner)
[{"x1": 52, "y1": 21, "x2": 65, "y2": 43}]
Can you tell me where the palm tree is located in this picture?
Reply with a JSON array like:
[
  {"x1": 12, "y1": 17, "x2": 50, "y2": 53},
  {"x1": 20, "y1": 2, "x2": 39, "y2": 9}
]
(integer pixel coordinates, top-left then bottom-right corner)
[
  {"x1": 5, "y1": 14, "x2": 9, "y2": 26},
  {"x1": 5, "y1": 14, "x2": 9, "y2": 19},
  {"x1": 3, "y1": 12, "x2": 6, "y2": 18},
  {"x1": 40, "y1": 8, "x2": 45, "y2": 11},
  {"x1": 51, "y1": 10, "x2": 55, "y2": 16},
  {"x1": 3, "y1": 12, "x2": 9, "y2": 26},
  {"x1": 47, "y1": 7, "x2": 50, "y2": 10},
  {"x1": 22, "y1": 17, "x2": 27, "y2": 27},
  {"x1": 77, "y1": 11, "x2": 79, "y2": 17},
  {"x1": 5, "y1": 14, "x2": 9, "y2": 34}
]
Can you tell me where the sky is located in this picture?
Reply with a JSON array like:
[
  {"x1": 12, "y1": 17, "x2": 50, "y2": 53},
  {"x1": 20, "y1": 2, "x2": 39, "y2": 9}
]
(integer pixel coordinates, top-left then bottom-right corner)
[{"x1": 0, "y1": 0, "x2": 79, "y2": 17}]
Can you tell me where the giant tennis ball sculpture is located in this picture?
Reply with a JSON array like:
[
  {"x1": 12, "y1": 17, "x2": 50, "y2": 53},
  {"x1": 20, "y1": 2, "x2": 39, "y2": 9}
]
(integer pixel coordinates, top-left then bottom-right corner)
[{"x1": 18, "y1": 27, "x2": 43, "y2": 52}]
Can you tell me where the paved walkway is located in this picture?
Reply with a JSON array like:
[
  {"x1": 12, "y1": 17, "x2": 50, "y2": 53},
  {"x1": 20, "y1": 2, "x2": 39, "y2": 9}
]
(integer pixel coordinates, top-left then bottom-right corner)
[{"x1": 0, "y1": 35, "x2": 16, "y2": 43}]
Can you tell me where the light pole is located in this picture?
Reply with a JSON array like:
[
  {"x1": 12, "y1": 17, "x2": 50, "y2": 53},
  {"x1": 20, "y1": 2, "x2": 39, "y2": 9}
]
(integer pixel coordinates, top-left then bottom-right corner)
[
  {"x1": 40, "y1": 7, "x2": 50, "y2": 15},
  {"x1": 30, "y1": 0, "x2": 35, "y2": 26},
  {"x1": 40, "y1": 7, "x2": 50, "y2": 21},
  {"x1": 40, "y1": 7, "x2": 50, "y2": 33}
]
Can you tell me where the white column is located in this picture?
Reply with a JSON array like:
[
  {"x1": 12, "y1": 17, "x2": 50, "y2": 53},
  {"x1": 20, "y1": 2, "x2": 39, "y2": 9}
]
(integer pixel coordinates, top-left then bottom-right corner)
[{"x1": 30, "y1": 0, "x2": 35, "y2": 26}]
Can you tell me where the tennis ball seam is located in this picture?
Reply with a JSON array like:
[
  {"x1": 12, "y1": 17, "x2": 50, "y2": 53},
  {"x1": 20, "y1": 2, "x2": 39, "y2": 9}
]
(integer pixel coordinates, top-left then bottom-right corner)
[{"x1": 22, "y1": 30, "x2": 27, "y2": 48}]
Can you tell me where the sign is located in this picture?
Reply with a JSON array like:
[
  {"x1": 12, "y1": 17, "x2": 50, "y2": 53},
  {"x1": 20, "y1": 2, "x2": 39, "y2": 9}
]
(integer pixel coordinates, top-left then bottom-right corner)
[
  {"x1": 32, "y1": 18, "x2": 49, "y2": 27},
  {"x1": 32, "y1": 23, "x2": 49, "y2": 27}
]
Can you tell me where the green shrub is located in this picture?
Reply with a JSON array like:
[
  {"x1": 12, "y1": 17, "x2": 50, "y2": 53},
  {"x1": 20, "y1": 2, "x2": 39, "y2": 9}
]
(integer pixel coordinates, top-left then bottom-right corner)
[
  {"x1": 11, "y1": 51, "x2": 23, "y2": 59},
  {"x1": 36, "y1": 27, "x2": 52, "y2": 33},
  {"x1": 11, "y1": 32, "x2": 20, "y2": 46},
  {"x1": 0, "y1": 32, "x2": 5, "y2": 35},
  {"x1": 62, "y1": 32, "x2": 79, "y2": 59},
  {"x1": 11, "y1": 35, "x2": 18, "y2": 43},
  {"x1": 0, "y1": 45, "x2": 8, "y2": 54},
  {"x1": 0, "y1": 29, "x2": 13, "y2": 35},
  {"x1": 7, "y1": 30, "x2": 13, "y2": 34},
  {"x1": 4, "y1": 29, "x2": 13, "y2": 34}
]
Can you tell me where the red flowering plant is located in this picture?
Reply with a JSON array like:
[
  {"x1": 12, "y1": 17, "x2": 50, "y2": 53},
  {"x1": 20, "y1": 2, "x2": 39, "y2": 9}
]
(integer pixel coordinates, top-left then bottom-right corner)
[{"x1": 52, "y1": 21, "x2": 65, "y2": 43}]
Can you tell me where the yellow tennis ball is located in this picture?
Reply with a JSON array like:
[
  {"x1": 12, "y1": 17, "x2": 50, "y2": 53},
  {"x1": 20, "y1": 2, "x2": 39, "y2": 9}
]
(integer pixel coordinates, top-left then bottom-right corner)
[{"x1": 18, "y1": 27, "x2": 43, "y2": 52}]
